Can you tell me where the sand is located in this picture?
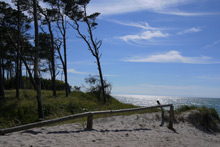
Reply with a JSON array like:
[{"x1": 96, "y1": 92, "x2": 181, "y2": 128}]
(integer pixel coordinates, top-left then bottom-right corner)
[{"x1": 0, "y1": 112, "x2": 220, "y2": 147}]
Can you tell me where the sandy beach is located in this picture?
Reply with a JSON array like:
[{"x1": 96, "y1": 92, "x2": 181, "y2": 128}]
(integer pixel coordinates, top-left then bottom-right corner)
[{"x1": 0, "y1": 112, "x2": 220, "y2": 147}]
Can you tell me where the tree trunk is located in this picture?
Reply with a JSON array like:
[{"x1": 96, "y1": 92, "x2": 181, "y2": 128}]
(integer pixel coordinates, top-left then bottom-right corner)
[
  {"x1": 16, "y1": 0, "x2": 21, "y2": 99},
  {"x1": 48, "y1": 21, "x2": 56, "y2": 97},
  {"x1": 2, "y1": 59, "x2": 5, "y2": 88},
  {"x1": 58, "y1": 13, "x2": 69, "y2": 97},
  {"x1": 33, "y1": 0, "x2": 44, "y2": 119},
  {"x1": 18, "y1": 0, "x2": 23, "y2": 89},
  {"x1": 0, "y1": 50, "x2": 5, "y2": 98},
  {"x1": 96, "y1": 57, "x2": 106, "y2": 104},
  {"x1": 19, "y1": 53, "x2": 23, "y2": 89},
  {"x1": 63, "y1": 18, "x2": 69, "y2": 97},
  {"x1": 9, "y1": 65, "x2": 12, "y2": 89}
]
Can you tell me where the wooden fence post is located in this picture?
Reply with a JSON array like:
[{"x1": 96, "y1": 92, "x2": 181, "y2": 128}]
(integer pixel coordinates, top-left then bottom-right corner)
[
  {"x1": 157, "y1": 100, "x2": 165, "y2": 126},
  {"x1": 168, "y1": 105, "x2": 174, "y2": 129},
  {"x1": 87, "y1": 114, "x2": 93, "y2": 130}
]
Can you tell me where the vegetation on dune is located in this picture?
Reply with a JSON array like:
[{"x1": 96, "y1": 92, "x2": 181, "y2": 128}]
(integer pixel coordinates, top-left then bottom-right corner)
[
  {"x1": 176, "y1": 105, "x2": 220, "y2": 133},
  {"x1": 0, "y1": 90, "x2": 137, "y2": 129},
  {"x1": 1, "y1": 90, "x2": 220, "y2": 134}
]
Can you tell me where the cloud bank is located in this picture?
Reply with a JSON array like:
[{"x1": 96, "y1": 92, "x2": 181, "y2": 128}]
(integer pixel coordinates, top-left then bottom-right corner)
[
  {"x1": 124, "y1": 50, "x2": 220, "y2": 64},
  {"x1": 87, "y1": 0, "x2": 217, "y2": 16}
]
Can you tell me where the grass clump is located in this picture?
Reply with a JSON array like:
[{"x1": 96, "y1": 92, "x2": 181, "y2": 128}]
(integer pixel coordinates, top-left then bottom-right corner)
[
  {"x1": 175, "y1": 105, "x2": 198, "y2": 114},
  {"x1": 176, "y1": 105, "x2": 220, "y2": 133}
]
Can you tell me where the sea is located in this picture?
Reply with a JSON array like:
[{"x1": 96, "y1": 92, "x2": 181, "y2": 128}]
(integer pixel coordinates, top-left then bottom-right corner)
[{"x1": 113, "y1": 94, "x2": 220, "y2": 116}]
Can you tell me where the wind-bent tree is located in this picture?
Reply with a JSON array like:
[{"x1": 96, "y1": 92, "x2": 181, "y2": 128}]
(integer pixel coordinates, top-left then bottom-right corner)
[
  {"x1": 33, "y1": 0, "x2": 44, "y2": 119},
  {"x1": 68, "y1": 1, "x2": 107, "y2": 103},
  {"x1": 43, "y1": 0, "x2": 77, "y2": 97},
  {"x1": 56, "y1": 0, "x2": 70, "y2": 97},
  {"x1": 38, "y1": 6, "x2": 58, "y2": 97}
]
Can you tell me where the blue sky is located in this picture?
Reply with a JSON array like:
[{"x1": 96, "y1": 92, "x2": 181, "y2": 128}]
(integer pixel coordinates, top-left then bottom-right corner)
[{"x1": 4, "y1": 0, "x2": 220, "y2": 98}]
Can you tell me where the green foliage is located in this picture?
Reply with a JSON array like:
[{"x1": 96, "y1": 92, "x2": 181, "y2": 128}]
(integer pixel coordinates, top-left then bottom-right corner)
[
  {"x1": 84, "y1": 75, "x2": 112, "y2": 101},
  {"x1": 175, "y1": 105, "x2": 198, "y2": 114},
  {"x1": 4, "y1": 76, "x2": 70, "y2": 91},
  {"x1": 176, "y1": 105, "x2": 220, "y2": 132},
  {"x1": 0, "y1": 90, "x2": 137, "y2": 129}
]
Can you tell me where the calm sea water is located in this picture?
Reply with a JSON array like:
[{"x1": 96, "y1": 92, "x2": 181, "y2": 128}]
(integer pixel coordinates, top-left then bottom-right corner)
[{"x1": 113, "y1": 94, "x2": 220, "y2": 116}]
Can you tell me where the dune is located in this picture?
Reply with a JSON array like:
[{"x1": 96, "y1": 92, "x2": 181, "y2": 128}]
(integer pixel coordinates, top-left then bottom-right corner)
[{"x1": 0, "y1": 112, "x2": 219, "y2": 147}]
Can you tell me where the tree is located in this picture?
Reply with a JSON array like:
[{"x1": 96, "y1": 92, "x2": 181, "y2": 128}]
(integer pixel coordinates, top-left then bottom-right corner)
[
  {"x1": 15, "y1": 0, "x2": 21, "y2": 98},
  {"x1": 38, "y1": 6, "x2": 58, "y2": 97},
  {"x1": 1, "y1": 1, "x2": 32, "y2": 93},
  {"x1": 1, "y1": 1, "x2": 43, "y2": 118},
  {"x1": 68, "y1": 1, "x2": 107, "y2": 103},
  {"x1": 33, "y1": 0, "x2": 44, "y2": 119},
  {"x1": 43, "y1": 0, "x2": 77, "y2": 97},
  {"x1": 56, "y1": 0, "x2": 70, "y2": 97}
]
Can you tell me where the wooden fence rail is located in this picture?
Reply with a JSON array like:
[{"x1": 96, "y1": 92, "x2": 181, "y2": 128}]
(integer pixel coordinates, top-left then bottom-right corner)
[{"x1": 0, "y1": 104, "x2": 174, "y2": 135}]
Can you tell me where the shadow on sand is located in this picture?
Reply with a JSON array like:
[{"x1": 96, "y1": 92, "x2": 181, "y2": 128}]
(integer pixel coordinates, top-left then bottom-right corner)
[{"x1": 46, "y1": 128, "x2": 152, "y2": 134}]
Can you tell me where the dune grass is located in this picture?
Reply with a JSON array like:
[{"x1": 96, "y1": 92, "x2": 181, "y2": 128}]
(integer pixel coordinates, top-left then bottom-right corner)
[
  {"x1": 0, "y1": 90, "x2": 141, "y2": 129},
  {"x1": 175, "y1": 105, "x2": 220, "y2": 132}
]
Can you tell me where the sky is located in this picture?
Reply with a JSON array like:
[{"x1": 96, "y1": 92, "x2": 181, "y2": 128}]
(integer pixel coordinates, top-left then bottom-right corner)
[{"x1": 3, "y1": 0, "x2": 220, "y2": 98}]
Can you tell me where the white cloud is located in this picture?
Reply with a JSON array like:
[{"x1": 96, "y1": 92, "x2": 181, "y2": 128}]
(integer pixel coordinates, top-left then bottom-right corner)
[
  {"x1": 120, "y1": 31, "x2": 169, "y2": 42},
  {"x1": 87, "y1": 0, "x2": 218, "y2": 16},
  {"x1": 108, "y1": 20, "x2": 157, "y2": 30},
  {"x1": 67, "y1": 69, "x2": 88, "y2": 75},
  {"x1": 109, "y1": 20, "x2": 168, "y2": 43},
  {"x1": 158, "y1": 11, "x2": 220, "y2": 16},
  {"x1": 124, "y1": 50, "x2": 220, "y2": 64},
  {"x1": 177, "y1": 27, "x2": 202, "y2": 35},
  {"x1": 87, "y1": 0, "x2": 190, "y2": 15},
  {"x1": 203, "y1": 39, "x2": 220, "y2": 49}
]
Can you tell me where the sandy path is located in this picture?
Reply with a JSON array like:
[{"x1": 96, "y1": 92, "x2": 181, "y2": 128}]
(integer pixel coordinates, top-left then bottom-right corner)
[{"x1": 0, "y1": 112, "x2": 220, "y2": 147}]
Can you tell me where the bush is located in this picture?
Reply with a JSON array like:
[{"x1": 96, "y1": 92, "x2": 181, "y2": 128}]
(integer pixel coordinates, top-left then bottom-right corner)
[
  {"x1": 84, "y1": 75, "x2": 112, "y2": 101},
  {"x1": 182, "y1": 106, "x2": 220, "y2": 133},
  {"x1": 175, "y1": 105, "x2": 197, "y2": 114}
]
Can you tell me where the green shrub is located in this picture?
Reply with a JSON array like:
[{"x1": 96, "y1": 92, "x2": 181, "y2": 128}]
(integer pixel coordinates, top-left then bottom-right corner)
[
  {"x1": 175, "y1": 105, "x2": 198, "y2": 114},
  {"x1": 185, "y1": 106, "x2": 220, "y2": 132}
]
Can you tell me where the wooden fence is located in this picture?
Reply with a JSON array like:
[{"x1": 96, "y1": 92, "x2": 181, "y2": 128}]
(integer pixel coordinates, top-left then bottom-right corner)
[{"x1": 0, "y1": 104, "x2": 174, "y2": 135}]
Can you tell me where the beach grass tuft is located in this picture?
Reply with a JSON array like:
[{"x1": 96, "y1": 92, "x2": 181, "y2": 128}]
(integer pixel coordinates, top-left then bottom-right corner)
[{"x1": 176, "y1": 105, "x2": 220, "y2": 132}]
